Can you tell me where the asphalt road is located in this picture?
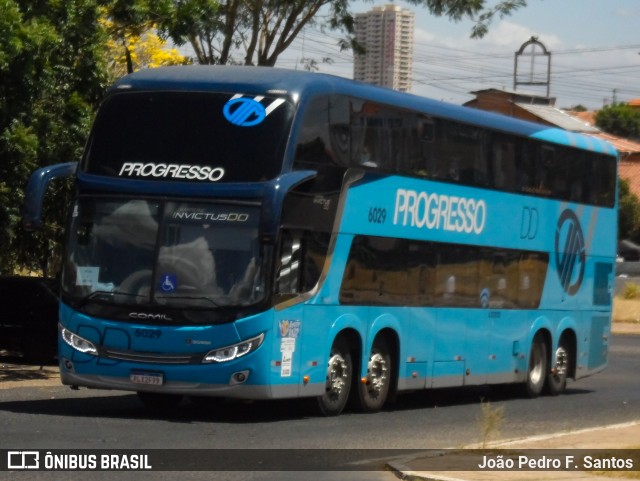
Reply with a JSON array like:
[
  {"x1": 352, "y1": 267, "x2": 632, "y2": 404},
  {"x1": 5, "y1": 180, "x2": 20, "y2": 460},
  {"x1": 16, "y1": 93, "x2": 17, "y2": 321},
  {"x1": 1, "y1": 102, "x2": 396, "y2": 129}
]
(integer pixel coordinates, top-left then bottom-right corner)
[{"x1": 1, "y1": 334, "x2": 638, "y2": 480}]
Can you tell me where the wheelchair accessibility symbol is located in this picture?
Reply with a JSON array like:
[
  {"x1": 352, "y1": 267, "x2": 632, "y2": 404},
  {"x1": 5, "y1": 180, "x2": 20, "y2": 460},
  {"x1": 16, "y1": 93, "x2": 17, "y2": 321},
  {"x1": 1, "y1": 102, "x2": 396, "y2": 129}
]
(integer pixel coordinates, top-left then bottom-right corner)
[{"x1": 160, "y1": 274, "x2": 177, "y2": 293}]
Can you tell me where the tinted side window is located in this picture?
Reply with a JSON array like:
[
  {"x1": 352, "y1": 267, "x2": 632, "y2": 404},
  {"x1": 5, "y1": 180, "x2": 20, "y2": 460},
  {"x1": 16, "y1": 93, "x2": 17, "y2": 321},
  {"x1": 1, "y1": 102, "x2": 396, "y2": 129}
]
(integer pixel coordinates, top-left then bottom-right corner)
[
  {"x1": 438, "y1": 121, "x2": 488, "y2": 186},
  {"x1": 293, "y1": 96, "x2": 344, "y2": 192},
  {"x1": 434, "y1": 244, "x2": 479, "y2": 307},
  {"x1": 274, "y1": 230, "x2": 331, "y2": 301},
  {"x1": 349, "y1": 101, "x2": 417, "y2": 172},
  {"x1": 294, "y1": 96, "x2": 616, "y2": 207},
  {"x1": 300, "y1": 232, "x2": 331, "y2": 292},
  {"x1": 340, "y1": 236, "x2": 409, "y2": 305},
  {"x1": 340, "y1": 235, "x2": 548, "y2": 308},
  {"x1": 590, "y1": 154, "x2": 617, "y2": 207},
  {"x1": 490, "y1": 136, "x2": 517, "y2": 191}
]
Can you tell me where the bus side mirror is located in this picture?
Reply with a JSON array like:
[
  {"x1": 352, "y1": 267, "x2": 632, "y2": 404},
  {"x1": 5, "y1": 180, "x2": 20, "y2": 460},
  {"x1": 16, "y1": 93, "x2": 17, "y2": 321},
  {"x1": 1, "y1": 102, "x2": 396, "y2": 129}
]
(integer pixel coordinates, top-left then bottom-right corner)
[{"x1": 22, "y1": 162, "x2": 77, "y2": 231}]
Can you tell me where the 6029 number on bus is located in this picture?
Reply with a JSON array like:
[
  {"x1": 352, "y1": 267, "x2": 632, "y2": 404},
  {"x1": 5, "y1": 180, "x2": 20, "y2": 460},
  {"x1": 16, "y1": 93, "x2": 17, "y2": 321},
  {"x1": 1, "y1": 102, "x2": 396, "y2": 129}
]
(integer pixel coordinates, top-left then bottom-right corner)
[{"x1": 368, "y1": 207, "x2": 387, "y2": 224}]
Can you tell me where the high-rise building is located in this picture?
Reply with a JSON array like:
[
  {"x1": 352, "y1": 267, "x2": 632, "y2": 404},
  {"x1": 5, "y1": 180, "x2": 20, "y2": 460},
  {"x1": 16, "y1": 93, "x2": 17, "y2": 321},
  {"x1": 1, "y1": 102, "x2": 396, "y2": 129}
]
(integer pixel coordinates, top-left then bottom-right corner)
[{"x1": 353, "y1": 4, "x2": 414, "y2": 92}]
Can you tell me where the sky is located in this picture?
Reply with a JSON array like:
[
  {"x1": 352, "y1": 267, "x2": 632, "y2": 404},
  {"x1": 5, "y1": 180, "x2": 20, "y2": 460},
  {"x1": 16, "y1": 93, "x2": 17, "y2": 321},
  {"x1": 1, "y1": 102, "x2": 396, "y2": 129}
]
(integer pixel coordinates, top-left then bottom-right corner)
[{"x1": 272, "y1": 0, "x2": 640, "y2": 110}]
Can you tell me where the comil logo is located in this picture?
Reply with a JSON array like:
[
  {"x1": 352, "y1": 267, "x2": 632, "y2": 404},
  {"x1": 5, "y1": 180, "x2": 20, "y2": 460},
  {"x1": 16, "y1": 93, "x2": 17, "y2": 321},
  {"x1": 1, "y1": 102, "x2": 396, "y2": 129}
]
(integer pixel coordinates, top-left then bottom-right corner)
[{"x1": 555, "y1": 209, "x2": 585, "y2": 296}]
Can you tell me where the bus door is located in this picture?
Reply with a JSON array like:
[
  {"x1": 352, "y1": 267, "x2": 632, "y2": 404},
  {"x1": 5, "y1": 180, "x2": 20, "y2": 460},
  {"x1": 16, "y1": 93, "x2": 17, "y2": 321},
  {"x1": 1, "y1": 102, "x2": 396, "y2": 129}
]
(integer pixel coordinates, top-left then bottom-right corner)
[{"x1": 272, "y1": 228, "x2": 336, "y2": 398}]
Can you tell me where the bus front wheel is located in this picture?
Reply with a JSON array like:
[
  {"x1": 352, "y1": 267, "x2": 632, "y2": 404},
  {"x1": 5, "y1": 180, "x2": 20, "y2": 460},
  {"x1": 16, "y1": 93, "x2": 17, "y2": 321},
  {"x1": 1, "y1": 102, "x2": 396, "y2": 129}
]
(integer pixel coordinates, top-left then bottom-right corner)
[
  {"x1": 356, "y1": 338, "x2": 391, "y2": 413},
  {"x1": 523, "y1": 333, "x2": 547, "y2": 398},
  {"x1": 316, "y1": 338, "x2": 353, "y2": 416}
]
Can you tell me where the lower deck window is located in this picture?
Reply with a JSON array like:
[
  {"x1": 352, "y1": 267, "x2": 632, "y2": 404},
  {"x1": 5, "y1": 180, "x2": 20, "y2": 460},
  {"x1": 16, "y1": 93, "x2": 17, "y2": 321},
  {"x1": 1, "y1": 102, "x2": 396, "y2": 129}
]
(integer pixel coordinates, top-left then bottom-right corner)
[{"x1": 339, "y1": 235, "x2": 548, "y2": 308}]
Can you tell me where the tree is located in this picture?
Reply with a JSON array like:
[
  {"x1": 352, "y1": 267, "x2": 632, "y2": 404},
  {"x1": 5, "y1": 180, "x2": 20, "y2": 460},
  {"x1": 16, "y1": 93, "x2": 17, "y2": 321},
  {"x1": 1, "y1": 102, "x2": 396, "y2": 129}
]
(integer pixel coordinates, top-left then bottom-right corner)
[
  {"x1": 155, "y1": 0, "x2": 527, "y2": 66},
  {"x1": 0, "y1": 0, "x2": 197, "y2": 276},
  {"x1": 0, "y1": 0, "x2": 109, "y2": 275},
  {"x1": 103, "y1": 19, "x2": 189, "y2": 80},
  {"x1": 104, "y1": 0, "x2": 189, "y2": 77},
  {"x1": 618, "y1": 178, "x2": 640, "y2": 243},
  {"x1": 595, "y1": 103, "x2": 640, "y2": 139}
]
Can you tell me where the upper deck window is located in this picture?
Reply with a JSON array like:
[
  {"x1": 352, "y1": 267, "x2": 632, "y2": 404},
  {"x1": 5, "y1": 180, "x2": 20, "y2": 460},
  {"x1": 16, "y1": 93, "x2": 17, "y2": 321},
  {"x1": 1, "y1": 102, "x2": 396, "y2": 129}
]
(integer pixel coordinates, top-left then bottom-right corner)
[
  {"x1": 292, "y1": 93, "x2": 616, "y2": 207},
  {"x1": 82, "y1": 91, "x2": 294, "y2": 183}
]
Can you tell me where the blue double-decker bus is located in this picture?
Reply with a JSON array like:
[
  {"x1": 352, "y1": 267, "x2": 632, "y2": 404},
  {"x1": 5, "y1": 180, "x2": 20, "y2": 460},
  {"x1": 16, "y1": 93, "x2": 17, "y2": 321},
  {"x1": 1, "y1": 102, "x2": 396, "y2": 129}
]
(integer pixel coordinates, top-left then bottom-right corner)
[{"x1": 24, "y1": 66, "x2": 618, "y2": 415}]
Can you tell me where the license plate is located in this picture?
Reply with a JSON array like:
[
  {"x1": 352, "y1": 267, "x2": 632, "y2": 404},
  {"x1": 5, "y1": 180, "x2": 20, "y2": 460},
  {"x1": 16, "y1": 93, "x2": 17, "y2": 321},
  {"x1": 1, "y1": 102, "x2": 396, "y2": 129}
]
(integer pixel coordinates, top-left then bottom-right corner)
[{"x1": 130, "y1": 371, "x2": 164, "y2": 386}]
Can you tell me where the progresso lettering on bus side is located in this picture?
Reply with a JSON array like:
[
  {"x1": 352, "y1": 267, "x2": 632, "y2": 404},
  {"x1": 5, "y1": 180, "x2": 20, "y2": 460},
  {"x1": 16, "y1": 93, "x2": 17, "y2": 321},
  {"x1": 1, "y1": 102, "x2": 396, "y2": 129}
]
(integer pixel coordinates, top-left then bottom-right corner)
[{"x1": 393, "y1": 188, "x2": 487, "y2": 234}]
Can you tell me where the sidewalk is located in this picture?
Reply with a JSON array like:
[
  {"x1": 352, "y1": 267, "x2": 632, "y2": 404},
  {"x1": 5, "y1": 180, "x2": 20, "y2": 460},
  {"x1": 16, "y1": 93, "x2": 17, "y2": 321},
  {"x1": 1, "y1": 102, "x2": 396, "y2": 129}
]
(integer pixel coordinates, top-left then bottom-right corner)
[
  {"x1": 388, "y1": 322, "x2": 640, "y2": 480},
  {"x1": 0, "y1": 351, "x2": 59, "y2": 389},
  {"x1": 612, "y1": 321, "x2": 640, "y2": 336},
  {"x1": 388, "y1": 421, "x2": 640, "y2": 481}
]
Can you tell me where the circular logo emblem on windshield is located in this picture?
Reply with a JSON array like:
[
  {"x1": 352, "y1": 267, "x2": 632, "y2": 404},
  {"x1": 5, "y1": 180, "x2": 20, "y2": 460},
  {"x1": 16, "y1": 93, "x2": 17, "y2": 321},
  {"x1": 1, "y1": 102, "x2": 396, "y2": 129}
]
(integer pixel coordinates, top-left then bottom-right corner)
[
  {"x1": 554, "y1": 209, "x2": 585, "y2": 296},
  {"x1": 223, "y1": 98, "x2": 266, "y2": 127}
]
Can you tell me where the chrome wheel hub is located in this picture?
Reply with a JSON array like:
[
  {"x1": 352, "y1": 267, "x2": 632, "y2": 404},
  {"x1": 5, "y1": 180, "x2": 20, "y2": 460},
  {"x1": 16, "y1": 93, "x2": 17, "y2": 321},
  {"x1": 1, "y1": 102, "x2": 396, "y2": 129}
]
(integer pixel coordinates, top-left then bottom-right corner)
[
  {"x1": 555, "y1": 346, "x2": 568, "y2": 376},
  {"x1": 367, "y1": 352, "x2": 388, "y2": 393},
  {"x1": 530, "y1": 343, "x2": 544, "y2": 385},
  {"x1": 326, "y1": 354, "x2": 348, "y2": 395}
]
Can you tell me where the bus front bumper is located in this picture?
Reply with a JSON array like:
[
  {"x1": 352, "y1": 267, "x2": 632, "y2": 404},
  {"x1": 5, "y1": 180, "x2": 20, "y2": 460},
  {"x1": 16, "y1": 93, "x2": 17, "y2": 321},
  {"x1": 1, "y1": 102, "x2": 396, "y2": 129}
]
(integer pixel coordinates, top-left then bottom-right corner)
[{"x1": 58, "y1": 362, "x2": 306, "y2": 400}]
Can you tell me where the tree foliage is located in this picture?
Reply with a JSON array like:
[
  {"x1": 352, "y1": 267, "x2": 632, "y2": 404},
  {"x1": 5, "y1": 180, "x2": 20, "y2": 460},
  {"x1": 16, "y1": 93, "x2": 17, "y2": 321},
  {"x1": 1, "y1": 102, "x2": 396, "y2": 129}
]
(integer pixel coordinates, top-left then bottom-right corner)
[
  {"x1": 595, "y1": 103, "x2": 640, "y2": 139},
  {"x1": 0, "y1": 0, "x2": 109, "y2": 275},
  {"x1": 104, "y1": 0, "x2": 189, "y2": 76},
  {"x1": 619, "y1": 178, "x2": 640, "y2": 243},
  {"x1": 154, "y1": 0, "x2": 528, "y2": 66},
  {"x1": 103, "y1": 18, "x2": 189, "y2": 80},
  {"x1": 409, "y1": 0, "x2": 527, "y2": 38}
]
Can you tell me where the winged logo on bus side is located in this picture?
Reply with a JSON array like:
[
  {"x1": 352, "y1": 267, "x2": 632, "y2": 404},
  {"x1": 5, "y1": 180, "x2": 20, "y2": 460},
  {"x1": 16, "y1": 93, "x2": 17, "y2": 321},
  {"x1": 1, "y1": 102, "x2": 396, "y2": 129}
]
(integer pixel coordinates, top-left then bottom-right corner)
[{"x1": 554, "y1": 209, "x2": 586, "y2": 296}]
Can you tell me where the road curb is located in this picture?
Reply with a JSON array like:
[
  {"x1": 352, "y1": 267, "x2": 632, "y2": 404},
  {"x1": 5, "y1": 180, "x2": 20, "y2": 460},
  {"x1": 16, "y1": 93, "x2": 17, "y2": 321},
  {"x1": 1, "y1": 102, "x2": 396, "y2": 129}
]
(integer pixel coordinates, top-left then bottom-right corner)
[{"x1": 385, "y1": 421, "x2": 640, "y2": 481}]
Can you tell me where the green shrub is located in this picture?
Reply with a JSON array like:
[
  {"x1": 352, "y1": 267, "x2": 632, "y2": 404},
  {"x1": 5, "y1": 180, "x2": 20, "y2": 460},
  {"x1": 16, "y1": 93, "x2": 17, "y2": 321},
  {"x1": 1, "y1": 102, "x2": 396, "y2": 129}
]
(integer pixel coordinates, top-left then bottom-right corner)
[{"x1": 623, "y1": 283, "x2": 640, "y2": 300}]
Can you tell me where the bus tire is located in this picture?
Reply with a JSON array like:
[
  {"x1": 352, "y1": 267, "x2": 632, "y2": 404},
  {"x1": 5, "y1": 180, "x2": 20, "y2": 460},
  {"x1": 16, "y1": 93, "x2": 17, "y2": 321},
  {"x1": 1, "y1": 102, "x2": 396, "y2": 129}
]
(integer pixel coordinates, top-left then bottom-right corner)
[
  {"x1": 546, "y1": 337, "x2": 570, "y2": 395},
  {"x1": 316, "y1": 338, "x2": 353, "y2": 416},
  {"x1": 523, "y1": 333, "x2": 547, "y2": 398},
  {"x1": 356, "y1": 338, "x2": 391, "y2": 413}
]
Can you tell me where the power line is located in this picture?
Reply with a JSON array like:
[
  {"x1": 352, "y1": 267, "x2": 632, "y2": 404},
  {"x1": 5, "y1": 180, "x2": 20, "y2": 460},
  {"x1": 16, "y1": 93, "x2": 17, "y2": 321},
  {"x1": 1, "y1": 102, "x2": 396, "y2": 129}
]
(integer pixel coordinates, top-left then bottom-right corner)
[{"x1": 280, "y1": 23, "x2": 640, "y2": 107}]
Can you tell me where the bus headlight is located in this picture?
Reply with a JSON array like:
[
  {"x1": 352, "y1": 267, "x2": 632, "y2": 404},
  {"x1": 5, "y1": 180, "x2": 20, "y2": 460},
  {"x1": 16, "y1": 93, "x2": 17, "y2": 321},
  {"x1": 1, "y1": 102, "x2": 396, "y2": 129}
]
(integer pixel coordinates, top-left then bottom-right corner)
[
  {"x1": 60, "y1": 325, "x2": 98, "y2": 356},
  {"x1": 203, "y1": 333, "x2": 264, "y2": 363}
]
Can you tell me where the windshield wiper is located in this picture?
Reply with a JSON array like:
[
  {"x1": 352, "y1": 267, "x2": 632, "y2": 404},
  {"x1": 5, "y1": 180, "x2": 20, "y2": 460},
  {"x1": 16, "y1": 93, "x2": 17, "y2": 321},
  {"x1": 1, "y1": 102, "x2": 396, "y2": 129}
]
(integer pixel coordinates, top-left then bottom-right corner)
[
  {"x1": 77, "y1": 290, "x2": 146, "y2": 307},
  {"x1": 155, "y1": 294, "x2": 233, "y2": 313}
]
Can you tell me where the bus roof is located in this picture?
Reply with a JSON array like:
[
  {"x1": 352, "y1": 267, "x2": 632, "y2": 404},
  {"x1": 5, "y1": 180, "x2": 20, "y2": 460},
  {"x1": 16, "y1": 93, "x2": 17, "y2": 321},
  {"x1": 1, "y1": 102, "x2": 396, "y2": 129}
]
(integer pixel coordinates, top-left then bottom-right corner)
[{"x1": 112, "y1": 66, "x2": 617, "y2": 157}]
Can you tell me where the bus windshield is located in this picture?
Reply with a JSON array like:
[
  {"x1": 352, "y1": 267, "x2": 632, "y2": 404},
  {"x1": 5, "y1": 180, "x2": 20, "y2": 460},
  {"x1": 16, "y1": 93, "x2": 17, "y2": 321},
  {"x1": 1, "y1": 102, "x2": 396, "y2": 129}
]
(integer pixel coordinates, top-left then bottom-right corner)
[
  {"x1": 82, "y1": 91, "x2": 294, "y2": 183},
  {"x1": 62, "y1": 199, "x2": 265, "y2": 309}
]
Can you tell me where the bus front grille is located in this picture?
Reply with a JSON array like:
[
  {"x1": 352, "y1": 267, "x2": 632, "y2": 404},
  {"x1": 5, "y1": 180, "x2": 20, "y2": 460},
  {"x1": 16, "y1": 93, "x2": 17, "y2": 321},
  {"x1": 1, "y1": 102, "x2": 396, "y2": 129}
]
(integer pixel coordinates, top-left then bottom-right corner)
[{"x1": 102, "y1": 348, "x2": 202, "y2": 364}]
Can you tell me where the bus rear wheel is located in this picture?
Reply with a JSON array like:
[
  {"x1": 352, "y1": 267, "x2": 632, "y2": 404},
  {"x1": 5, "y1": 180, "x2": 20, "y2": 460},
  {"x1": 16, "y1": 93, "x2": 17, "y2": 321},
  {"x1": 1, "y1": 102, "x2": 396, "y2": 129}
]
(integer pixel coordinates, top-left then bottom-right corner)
[
  {"x1": 316, "y1": 338, "x2": 352, "y2": 416},
  {"x1": 523, "y1": 333, "x2": 547, "y2": 398},
  {"x1": 546, "y1": 339, "x2": 570, "y2": 395},
  {"x1": 356, "y1": 338, "x2": 391, "y2": 413}
]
